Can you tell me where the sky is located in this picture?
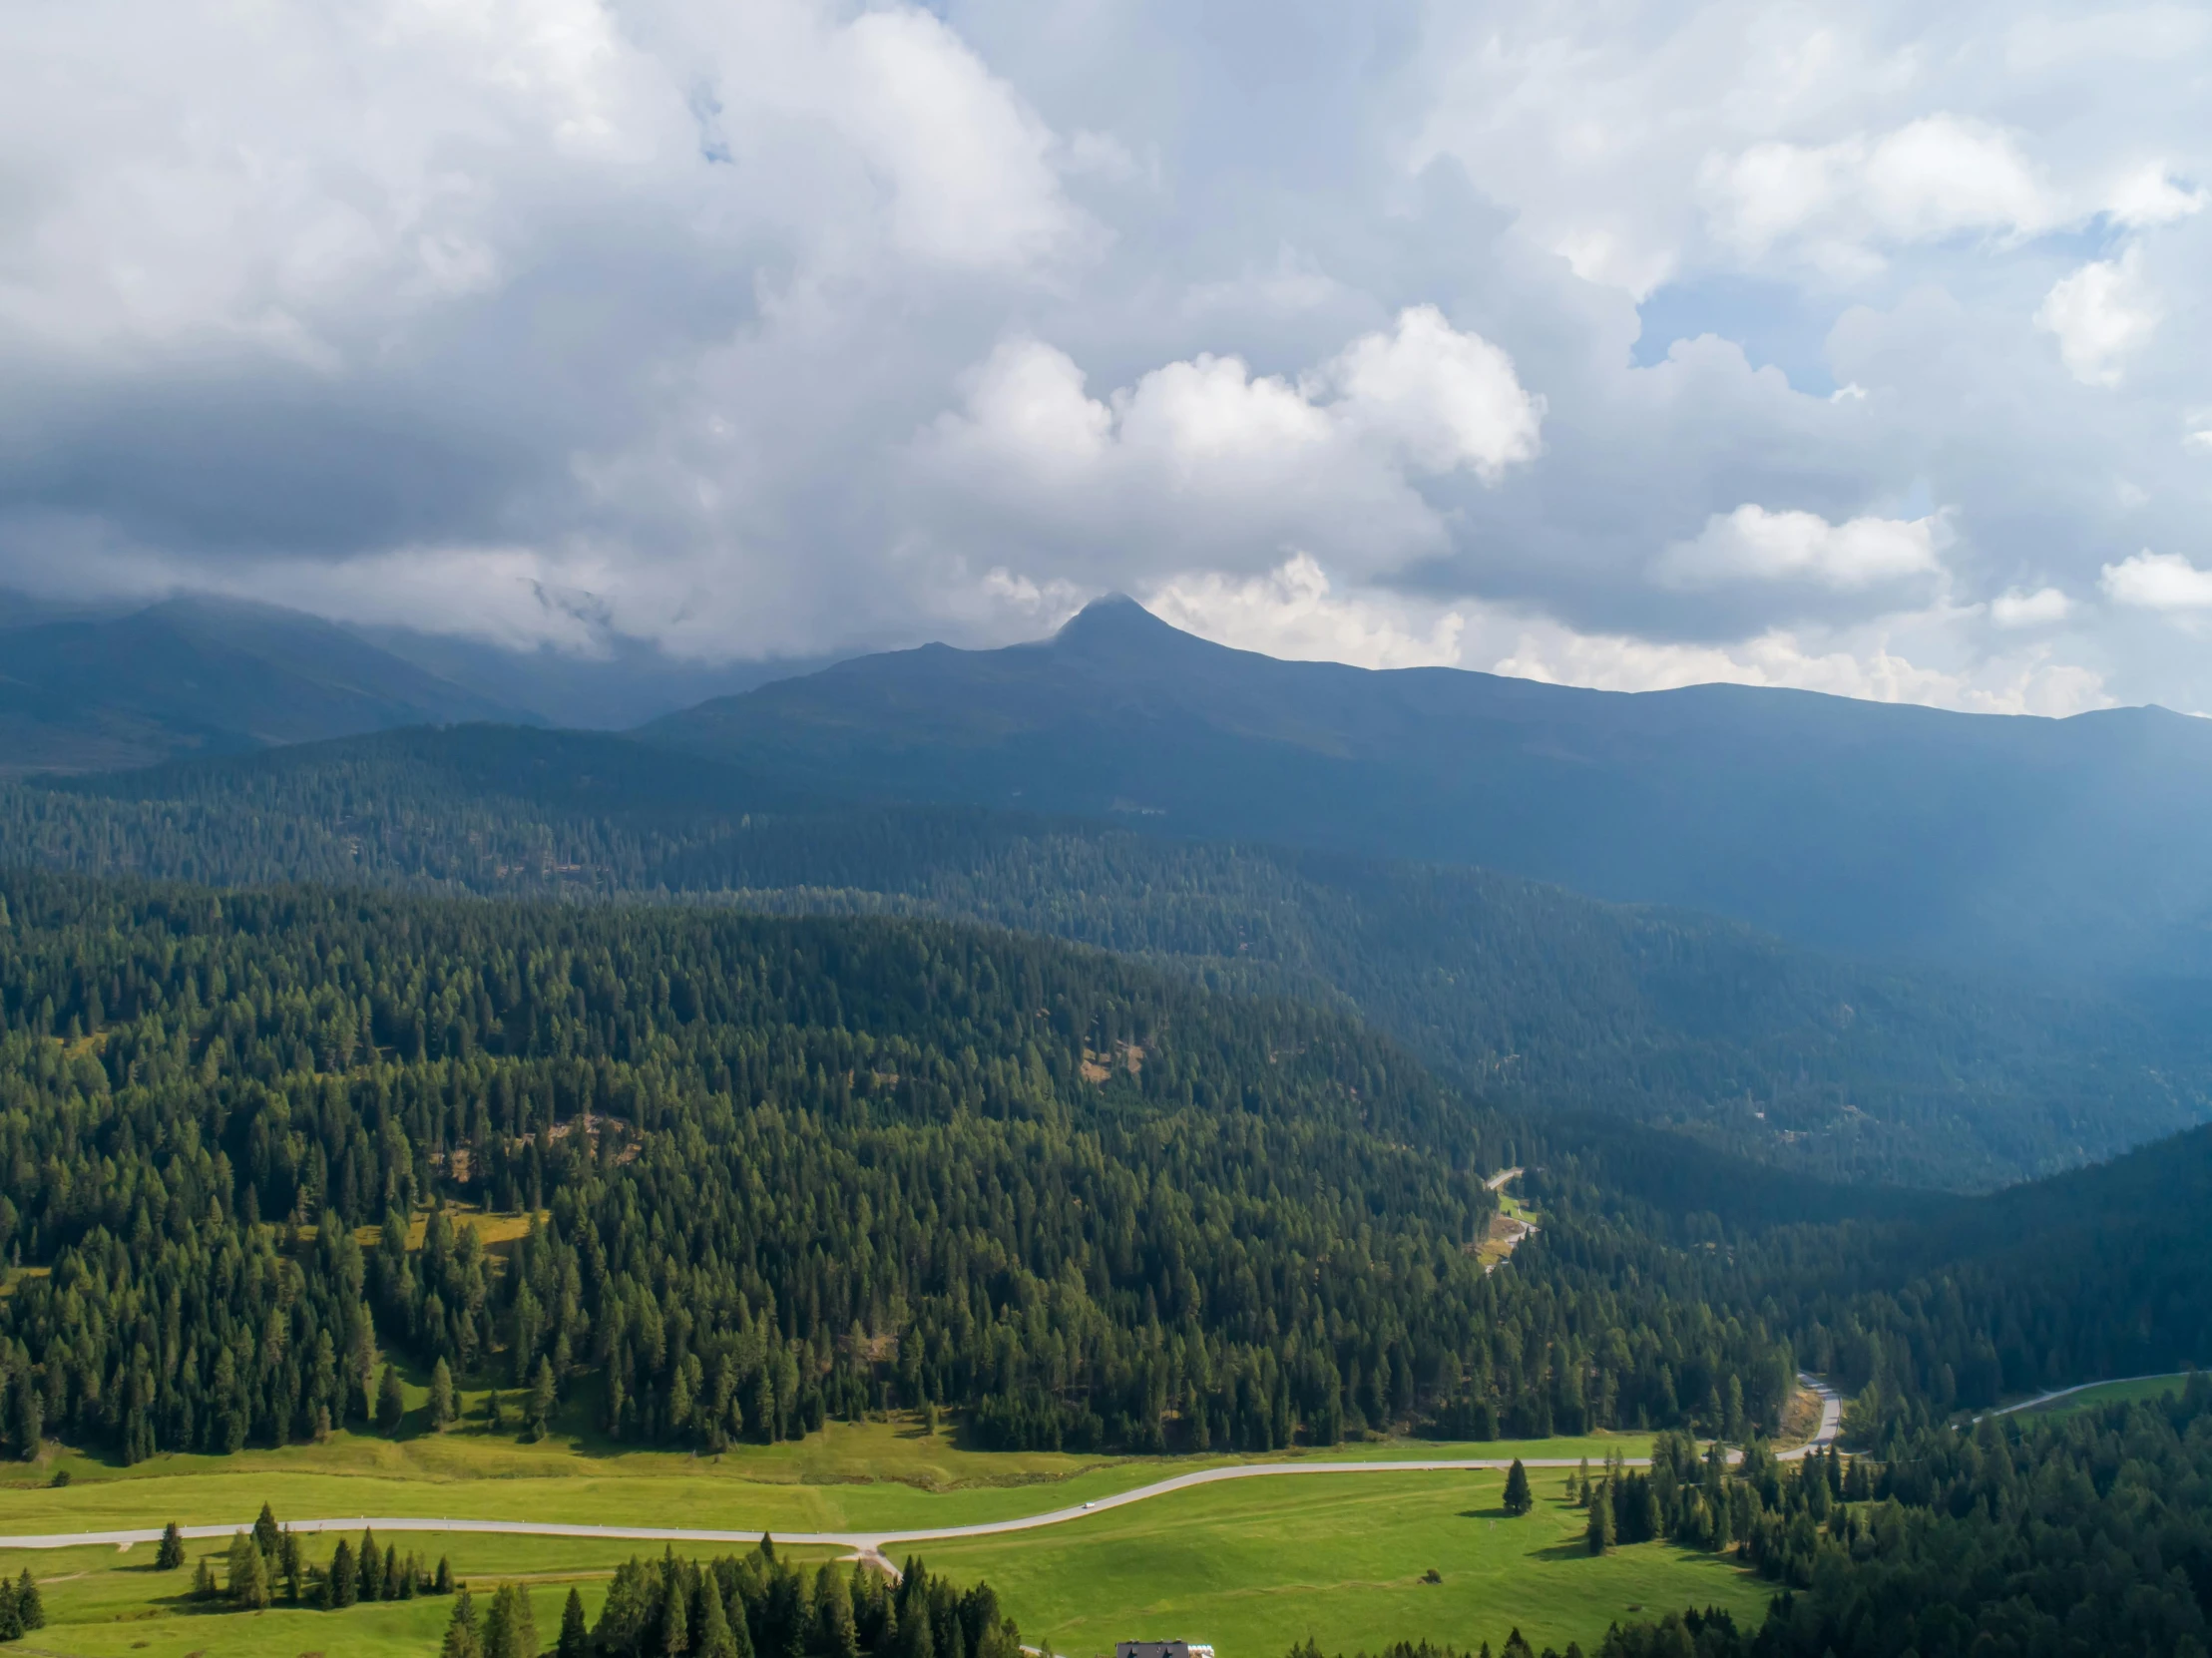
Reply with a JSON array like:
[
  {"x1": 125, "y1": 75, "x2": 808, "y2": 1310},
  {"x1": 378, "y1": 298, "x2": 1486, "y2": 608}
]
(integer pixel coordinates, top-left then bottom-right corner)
[{"x1": 2, "y1": 1, "x2": 2209, "y2": 715}]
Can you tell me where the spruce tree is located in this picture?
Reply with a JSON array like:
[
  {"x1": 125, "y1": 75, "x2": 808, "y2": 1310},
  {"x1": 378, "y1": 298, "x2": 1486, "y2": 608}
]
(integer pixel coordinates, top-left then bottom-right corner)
[
  {"x1": 11, "y1": 1567, "x2": 39, "y2": 1631},
  {"x1": 530, "y1": 1356, "x2": 558, "y2": 1437},
  {"x1": 430, "y1": 1358, "x2": 456, "y2": 1431},
  {"x1": 662, "y1": 1571, "x2": 689, "y2": 1657},
  {"x1": 436, "y1": 1555, "x2": 455, "y2": 1594},
  {"x1": 558, "y1": 1586, "x2": 591, "y2": 1658},
  {"x1": 0, "y1": 1575, "x2": 19, "y2": 1641},
  {"x1": 156, "y1": 1520, "x2": 186, "y2": 1569},
  {"x1": 698, "y1": 1577, "x2": 741, "y2": 1658},
  {"x1": 378, "y1": 1364, "x2": 407, "y2": 1435},
  {"x1": 359, "y1": 1527, "x2": 384, "y2": 1601},
  {"x1": 1502, "y1": 1458, "x2": 1533, "y2": 1516},
  {"x1": 330, "y1": 1537, "x2": 358, "y2": 1608},
  {"x1": 443, "y1": 1585, "x2": 484, "y2": 1658},
  {"x1": 227, "y1": 1530, "x2": 270, "y2": 1609},
  {"x1": 252, "y1": 1502, "x2": 281, "y2": 1558},
  {"x1": 1585, "y1": 1485, "x2": 1615, "y2": 1554}
]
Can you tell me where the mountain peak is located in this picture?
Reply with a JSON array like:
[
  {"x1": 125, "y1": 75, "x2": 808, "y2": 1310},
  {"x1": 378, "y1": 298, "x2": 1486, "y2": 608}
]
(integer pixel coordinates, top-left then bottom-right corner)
[{"x1": 1051, "y1": 594, "x2": 1192, "y2": 654}]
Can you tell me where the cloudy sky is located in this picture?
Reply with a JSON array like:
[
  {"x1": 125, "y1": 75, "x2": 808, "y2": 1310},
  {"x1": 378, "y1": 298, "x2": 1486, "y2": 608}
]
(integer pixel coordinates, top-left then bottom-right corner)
[{"x1": 3, "y1": 0, "x2": 2210, "y2": 714}]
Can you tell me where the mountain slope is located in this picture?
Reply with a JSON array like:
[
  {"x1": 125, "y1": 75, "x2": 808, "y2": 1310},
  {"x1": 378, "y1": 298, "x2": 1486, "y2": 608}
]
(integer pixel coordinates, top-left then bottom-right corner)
[
  {"x1": 644, "y1": 596, "x2": 2212, "y2": 979},
  {"x1": 9, "y1": 723, "x2": 2209, "y2": 1187},
  {"x1": 0, "y1": 596, "x2": 529, "y2": 771}
]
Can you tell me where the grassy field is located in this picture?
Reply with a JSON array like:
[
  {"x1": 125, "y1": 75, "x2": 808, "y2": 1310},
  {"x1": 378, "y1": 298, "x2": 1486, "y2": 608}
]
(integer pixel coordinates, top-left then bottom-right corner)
[
  {"x1": 0, "y1": 1417, "x2": 1656, "y2": 1540},
  {"x1": 0, "y1": 1420, "x2": 1712, "y2": 1656},
  {"x1": 923, "y1": 1464, "x2": 1770, "y2": 1658},
  {"x1": 1, "y1": 1532, "x2": 846, "y2": 1658},
  {"x1": 1, "y1": 1472, "x2": 1768, "y2": 1658}
]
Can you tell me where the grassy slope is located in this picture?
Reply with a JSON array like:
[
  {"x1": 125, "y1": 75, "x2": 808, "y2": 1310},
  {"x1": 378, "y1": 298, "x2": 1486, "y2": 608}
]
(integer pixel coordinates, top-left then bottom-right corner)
[
  {"x1": 9, "y1": 1476, "x2": 1769, "y2": 1658},
  {"x1": 0, "y1": 1419, "x2": 1656, "y2": 1537},
  {"x1": 9, "y1": 1533, "x2": 844, "y2": 1658},
  {"x1": 922, "y1": 1466, "x2": 1769, "y2": 1658}
]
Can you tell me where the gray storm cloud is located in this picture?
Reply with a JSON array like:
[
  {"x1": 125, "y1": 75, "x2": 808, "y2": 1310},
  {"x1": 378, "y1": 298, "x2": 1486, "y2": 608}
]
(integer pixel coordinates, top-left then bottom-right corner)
[{"x1": 1, "y1": 0, "x2": 2208, "y2": 713}]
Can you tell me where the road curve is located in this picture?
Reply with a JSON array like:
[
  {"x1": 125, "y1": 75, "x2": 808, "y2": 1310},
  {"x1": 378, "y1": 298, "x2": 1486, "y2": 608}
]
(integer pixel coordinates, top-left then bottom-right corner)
[
  {"x1": 1975, "y1": 1371, "x2": 2190, "y2": 1422},
  {"x1": 0, "y1": 1373, "x2": 1849, "y2": 1554},
  {"x1": 1777, "y1": 1373, "x2": 1843, "y2": 1461},
  {"x1": 0, "y1": 1456, "x2": 1605, "y2": 1555}
]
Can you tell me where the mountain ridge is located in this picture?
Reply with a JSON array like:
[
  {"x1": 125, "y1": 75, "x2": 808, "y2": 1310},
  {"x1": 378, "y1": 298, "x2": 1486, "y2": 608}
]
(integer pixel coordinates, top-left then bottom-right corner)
[{"x1": 645, "y1": 597, "x2": 2212, "y2": 978}]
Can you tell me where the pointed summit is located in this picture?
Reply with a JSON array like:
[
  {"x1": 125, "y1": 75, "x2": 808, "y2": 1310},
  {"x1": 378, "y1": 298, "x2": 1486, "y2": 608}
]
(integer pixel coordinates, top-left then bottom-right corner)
[{"x1": 1051, "y1": 594, "x2": 1195, "y2": 656}]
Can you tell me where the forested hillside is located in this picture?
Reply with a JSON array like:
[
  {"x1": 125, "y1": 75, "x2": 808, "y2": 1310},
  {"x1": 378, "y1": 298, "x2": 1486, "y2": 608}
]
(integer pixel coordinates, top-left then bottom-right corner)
[
  {"x1": 8, "y1": 726, "x2": 2208, "y2": 1189},
  {"x1": 0, "y1": 871, "x2": 1796, "y2": 1462}
]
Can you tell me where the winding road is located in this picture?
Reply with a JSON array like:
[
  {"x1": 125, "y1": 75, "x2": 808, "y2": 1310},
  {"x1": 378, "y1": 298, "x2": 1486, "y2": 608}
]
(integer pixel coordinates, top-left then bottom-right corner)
[{"x1": 0, "y1": 1373, "x2": 1848, "y2": 1555}]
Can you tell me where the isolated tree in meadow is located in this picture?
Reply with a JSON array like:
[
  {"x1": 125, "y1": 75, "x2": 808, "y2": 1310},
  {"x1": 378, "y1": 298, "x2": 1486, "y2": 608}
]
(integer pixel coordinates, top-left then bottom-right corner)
[
  {"x1": 1503, "y1": 1458, "x2": 1533, "y2": 1516},
  {"x1": 252, "y1": 1501, "x2": 281, "y2": 1558},
  {"x1": 430, "y1": 1358, "x2": 456, "y2": 1431},
  {"x1": 1575, "y1": 1458, "x2": 1592, "y2": 1506},
  {"x1": 443, "y1": 1585, "x2": 484, "y2": 1658},
  {"x1": 378, "y1": 1363, "x2": 407, "y2": 1435},
  {"x1": 155, "y1": 1521, "x2": 186, "y2": 1569}
]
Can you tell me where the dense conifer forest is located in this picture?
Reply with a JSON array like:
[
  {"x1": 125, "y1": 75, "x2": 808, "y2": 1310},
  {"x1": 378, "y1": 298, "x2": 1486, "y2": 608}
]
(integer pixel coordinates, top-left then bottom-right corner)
[
  {"x1": 6, "y1": 725, "x2": 2209, "y2": 1189},
  {"x1": 0, "y1": 870, "x2": 1796, "y2": 1460}
]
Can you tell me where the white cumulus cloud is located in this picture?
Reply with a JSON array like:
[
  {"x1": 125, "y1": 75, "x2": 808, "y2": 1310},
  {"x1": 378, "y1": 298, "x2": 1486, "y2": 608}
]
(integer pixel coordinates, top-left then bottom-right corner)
[
  {"x1": 2036, "y1": 245, "x2": 2162, "y2": 386},
  {"x1": 1655, "y1": 505, "x2": 1945, "y2": 592},
  {"x1": 2101, "y1": 550, "x2": 2212, "y2": 610}
]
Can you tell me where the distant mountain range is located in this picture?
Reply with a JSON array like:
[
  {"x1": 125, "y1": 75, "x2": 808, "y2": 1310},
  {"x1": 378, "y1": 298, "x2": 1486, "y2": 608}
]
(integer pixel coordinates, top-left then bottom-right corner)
[
  {"x1": 0, "y1": 593, "x2": 845, "y2": 770},
  {"x1": 646, "y1": 595, "x2": 2212, "y2": 979},
  {"x1": 0, "y1": 597, "x2": 527, "y2": 771},
  {"x1": 9, "y1": 588, "x2": 2212, "y2": 982}
]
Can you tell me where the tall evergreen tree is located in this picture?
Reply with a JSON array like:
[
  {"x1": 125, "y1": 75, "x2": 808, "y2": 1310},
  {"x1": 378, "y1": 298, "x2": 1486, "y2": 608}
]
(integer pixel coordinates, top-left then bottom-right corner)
[
  {"x1": 559, "y1": 1585, "x2": 591, "y2": 1658},
  {"x1": 155, "y1": 1521, "x2": 186, "y2": 1570},
  {"x1": 1502, "y1": 1459, "x2": 1533, "y2": 1516}
]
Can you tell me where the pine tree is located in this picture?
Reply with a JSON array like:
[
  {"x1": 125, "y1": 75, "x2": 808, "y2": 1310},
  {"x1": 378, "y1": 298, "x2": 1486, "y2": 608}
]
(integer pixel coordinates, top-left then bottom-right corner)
[
  {"x1": 662, "y1": 1570, "x2": 689, "y2": 1657},
  {"x1": 559, "y1": 1586, "x2": 591, "y2": 1658},
  {"x1": 1585, "y1": 1485, "x2": 1615, "y2": 1554},
  {"x1": 193, "y1": 1557, "x2": 218, "y2": 1599},
  {"x1": 698, "y1": 1573, "x2": 741, "y2": 1658},
  {"x1": 530, "y1": 1356, "x2": 558, "y2": 1436},
  {"x1": 12, "y1": 1567, "x2": 40, "y2": 1631},
  {"x1": 281, "y1": 1529, "x2": 304, "y2": 1603},
  {"x1": 1503, "y1": 1458, "x2": 1533, "y2": 1516},
  {"x1": 253, "y1": 1502, "x2": 281, "y2": 1558},
  {"x1": 436, "y1": 1555, "x2": 455, "y2": 1594},
  {"x1": 487, "y1": 1389, "x2": 508, "y2": 1433},
  {"x1": 430, "y1": 1358, "x2": 456, "y2": 1432},
  {"x1": 443, "y1": 1585, "x2": 484, "y2": 1658},
  {"x1": 0, "y1": 1575, "x2": 19, "y2": 1641},
  {"x1": 359, "y1": 1527, "x2": 384, "y2": 1601},
  {"x1": 378, "y1": 1364, "x2": 407, "y2": 1435},
  {"x1": 156, "y1": 1521, "x2": 186, "y2": 1570},
  {"x1": 1574, "y1": 1458, "x2": 1592, "y2": 1506},
  {"x1": 330, "y1": 1537, "x2": 358, "y2": 1608},
  {"x1": 227, "y1": 1530, "x2": 270, "y2": 1609}
]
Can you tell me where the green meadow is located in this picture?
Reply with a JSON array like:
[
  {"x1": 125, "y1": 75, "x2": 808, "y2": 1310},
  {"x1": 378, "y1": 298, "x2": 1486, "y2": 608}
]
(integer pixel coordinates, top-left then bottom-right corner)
[
  {"x1": 0, "y1": 1417, "x2": 1768, "y2": 1657},
  {"x1": 922, "y1": 1464, "x2": 1769, "y2": 1658}
]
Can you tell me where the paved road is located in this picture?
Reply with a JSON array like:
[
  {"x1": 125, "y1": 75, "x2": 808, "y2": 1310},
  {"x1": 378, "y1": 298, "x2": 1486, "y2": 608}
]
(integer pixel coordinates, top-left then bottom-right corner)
[
  {"x1": 0, "y1": 1373, "x2": 1850, "y2": 1555},
  {"x1": 1776, "y1": 1373, "x2": 1843, "y2": 1461},
  {"x1": 1975, "y1": 1371, "x2": 2189, "y2": 1422},
  {"x1": 1485, "y1": 1167, "x2": 1525, "y2": 1191},
  {"x1": 0, "y1": 1456, "x2": 1614, "y2": 1555}
]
